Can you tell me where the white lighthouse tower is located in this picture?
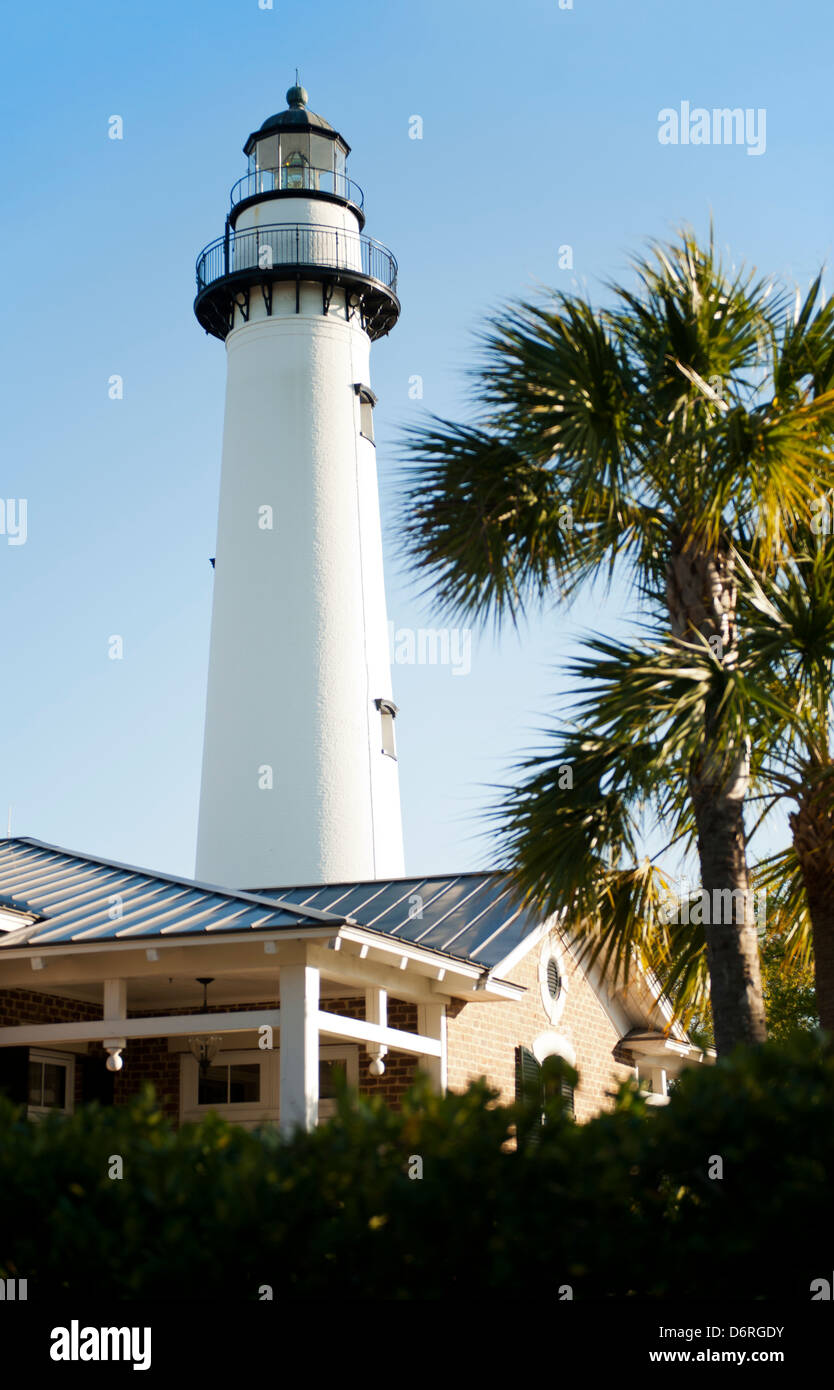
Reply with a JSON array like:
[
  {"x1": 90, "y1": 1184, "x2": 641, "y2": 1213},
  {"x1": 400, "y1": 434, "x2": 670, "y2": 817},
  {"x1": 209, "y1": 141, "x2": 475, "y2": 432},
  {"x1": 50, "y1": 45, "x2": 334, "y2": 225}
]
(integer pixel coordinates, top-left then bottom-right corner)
[{"x1": 194, "y1": 85, "x2": 404, "y2": 891}]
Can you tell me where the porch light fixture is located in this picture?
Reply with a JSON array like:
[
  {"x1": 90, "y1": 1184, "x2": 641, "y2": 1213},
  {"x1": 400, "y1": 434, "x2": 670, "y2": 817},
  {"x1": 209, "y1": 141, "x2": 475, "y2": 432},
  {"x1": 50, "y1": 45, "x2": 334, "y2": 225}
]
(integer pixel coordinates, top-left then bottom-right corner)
[{"x1": 187, "y1": 977, "x2": 223, "y2": 1078}]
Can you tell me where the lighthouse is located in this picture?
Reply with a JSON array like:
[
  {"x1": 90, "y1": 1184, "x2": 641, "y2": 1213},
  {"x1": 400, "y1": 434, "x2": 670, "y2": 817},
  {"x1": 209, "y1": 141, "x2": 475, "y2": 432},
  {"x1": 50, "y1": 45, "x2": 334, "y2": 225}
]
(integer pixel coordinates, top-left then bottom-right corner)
[{"x1": 194, "y1": 85, "x2": 404, "y2": 891}]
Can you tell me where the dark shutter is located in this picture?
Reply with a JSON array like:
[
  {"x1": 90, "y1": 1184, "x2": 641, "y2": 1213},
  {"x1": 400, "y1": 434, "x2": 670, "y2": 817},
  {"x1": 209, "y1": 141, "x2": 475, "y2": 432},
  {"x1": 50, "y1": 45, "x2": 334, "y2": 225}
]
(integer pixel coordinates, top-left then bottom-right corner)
[
  {"x1": 81, "y1": 1054, "x2": 115, "y2": 1106},
  {"x1": 0, "y1": 1047, "x2": 30, "y2": 1104},
  {"x1": 561, "y1": 1079, "x2": 575, "y2": 1118},
  {"x1": 515, "y1": 1045, "x2": 544, "y2": 1149},
  {"x1": 514, "y1": 1045, "x2": 543, "y2": 1105}
]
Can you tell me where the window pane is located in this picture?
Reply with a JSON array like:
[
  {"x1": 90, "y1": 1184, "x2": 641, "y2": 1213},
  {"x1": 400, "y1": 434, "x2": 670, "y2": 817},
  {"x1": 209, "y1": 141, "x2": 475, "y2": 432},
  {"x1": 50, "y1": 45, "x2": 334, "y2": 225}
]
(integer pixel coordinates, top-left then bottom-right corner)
[
  {"x1": 198, "y1": 1065, "x2": 228, "y2": 1106},
  {"x1": 42, "y1": 1063, "x2": 66, "y2": 1109},
  {"x1": 319, "y1": 1059, "x2": 339, "y2": 1100},
  {"x1": 27, "y1": 1061, "x2": 43, "y2": 1106},
  {"x1": 39, "y1": 1061, "x2": 66, "y2": 1106},
  {"x1": 228, "y1": 1064, "x2": 260, "y2": 1103}
]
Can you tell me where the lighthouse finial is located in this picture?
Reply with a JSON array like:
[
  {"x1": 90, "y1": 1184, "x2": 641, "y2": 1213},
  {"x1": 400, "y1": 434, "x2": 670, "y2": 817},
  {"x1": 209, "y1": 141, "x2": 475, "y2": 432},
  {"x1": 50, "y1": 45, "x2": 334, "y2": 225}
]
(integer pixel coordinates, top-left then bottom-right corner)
[{"x1": 287, "y1": 74, "x2": 308, "y2": 109}]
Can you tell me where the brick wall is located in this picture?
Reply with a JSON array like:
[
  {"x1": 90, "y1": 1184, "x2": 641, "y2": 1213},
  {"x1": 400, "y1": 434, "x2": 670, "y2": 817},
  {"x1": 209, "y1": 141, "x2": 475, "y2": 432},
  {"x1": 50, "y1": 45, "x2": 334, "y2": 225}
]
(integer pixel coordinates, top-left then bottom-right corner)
[
  {"x1": 445, "y1": 935, "x2": 636, "y2": 1121},
  {"x1": 0, "y1": 988, "x2": 418, "y2": 1119},
  {"x1": 0, "y1": 942, "x2": 637, "y2": 1124},
  {"x1": 0, "y1": 987, "x2": 99, "y2": 1108}
]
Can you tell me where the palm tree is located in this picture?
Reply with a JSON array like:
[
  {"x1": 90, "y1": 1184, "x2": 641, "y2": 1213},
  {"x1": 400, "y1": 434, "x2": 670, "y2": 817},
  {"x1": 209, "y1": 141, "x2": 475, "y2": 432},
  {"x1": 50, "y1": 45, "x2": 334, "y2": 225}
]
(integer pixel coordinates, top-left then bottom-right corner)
[
  {"x1": 740, "y1": 532, "x2": 834, "y2": 1030},
  {"x1": 497, "y1": 530, "x2": 834, "y2": 1040},
  {"x1": 399, "y1": 229, "x2": 834, "y2": 1053}
]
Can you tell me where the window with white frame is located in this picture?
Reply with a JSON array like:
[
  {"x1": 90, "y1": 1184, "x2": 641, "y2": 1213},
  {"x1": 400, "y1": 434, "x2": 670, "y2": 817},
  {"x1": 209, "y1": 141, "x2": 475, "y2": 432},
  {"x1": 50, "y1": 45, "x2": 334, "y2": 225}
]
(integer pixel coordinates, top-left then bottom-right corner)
[
  {"x1": 28, "y1": 1049, "x2": 74, "y2": 1118},
  {"x1": 180, "y1": 1048, "x2": 274, "y2": 1129},
  {"x1": 179, "y1": 1045, "x2": 359, "y2": 1128}
]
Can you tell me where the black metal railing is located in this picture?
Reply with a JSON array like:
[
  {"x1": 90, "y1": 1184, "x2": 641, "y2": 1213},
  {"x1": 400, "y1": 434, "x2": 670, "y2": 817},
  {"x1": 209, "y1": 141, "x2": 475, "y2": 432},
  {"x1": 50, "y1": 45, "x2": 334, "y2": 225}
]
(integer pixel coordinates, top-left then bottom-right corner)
[
  {"x1": 196, "y1": 223, "x2": 398, "y2": 293},
  {"x1": 230, "y1": 167, "x2": 364, "y2": 210}
]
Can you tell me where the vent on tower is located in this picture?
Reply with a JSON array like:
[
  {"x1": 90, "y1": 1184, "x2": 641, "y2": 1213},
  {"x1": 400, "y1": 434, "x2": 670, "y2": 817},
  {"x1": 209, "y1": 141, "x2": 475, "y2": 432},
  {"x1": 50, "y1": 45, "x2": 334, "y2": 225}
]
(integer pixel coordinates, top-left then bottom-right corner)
[
  {"x1": 354, "y1": 383, "x2": 377, "y2": 443},
  {"x1": 375, "y1": 698, "x2": 398, "y2": 759}
]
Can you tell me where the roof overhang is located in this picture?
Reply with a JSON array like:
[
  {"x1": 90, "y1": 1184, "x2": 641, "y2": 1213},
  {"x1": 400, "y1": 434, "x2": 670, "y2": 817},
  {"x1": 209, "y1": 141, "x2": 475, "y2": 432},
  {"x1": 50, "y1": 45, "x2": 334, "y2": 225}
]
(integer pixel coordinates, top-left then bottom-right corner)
[
  {"x1": 622, "y1": 1029, "x2": 715, "y2": 1065},
  {"x1": 0, "y1": 922, "x2": 521, "y2": 1006}
]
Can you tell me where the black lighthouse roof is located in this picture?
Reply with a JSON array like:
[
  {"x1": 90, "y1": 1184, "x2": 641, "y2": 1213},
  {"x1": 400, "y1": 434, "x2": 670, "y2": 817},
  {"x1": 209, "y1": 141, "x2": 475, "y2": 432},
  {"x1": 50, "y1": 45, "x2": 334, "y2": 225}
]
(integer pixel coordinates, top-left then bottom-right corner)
[{"x1": 243, "y1": 84, "x2": 350, "y2": 156}]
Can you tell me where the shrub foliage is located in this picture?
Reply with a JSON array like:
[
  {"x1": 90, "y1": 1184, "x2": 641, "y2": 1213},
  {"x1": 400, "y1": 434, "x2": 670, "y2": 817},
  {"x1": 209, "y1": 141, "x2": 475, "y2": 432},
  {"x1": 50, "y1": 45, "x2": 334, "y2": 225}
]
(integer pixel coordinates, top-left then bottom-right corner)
[{"x1": 0, "y1": 1038, "x2": 831, "y2": 1299}]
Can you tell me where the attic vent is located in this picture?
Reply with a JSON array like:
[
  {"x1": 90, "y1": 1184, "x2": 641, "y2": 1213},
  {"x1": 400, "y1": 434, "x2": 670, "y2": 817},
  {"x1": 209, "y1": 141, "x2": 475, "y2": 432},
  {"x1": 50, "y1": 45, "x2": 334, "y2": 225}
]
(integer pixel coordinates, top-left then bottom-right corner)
[{"x1": 546, "y1": 958, "x2": 562, "y2": 1000}]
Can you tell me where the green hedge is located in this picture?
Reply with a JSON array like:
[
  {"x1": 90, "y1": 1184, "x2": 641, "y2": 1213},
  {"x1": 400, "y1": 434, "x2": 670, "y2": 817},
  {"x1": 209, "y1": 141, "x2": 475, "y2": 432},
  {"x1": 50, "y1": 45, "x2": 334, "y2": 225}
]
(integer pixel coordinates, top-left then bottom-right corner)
[{"x1": 0, "y1": 1035, "x2": 831, "y2": 1299}]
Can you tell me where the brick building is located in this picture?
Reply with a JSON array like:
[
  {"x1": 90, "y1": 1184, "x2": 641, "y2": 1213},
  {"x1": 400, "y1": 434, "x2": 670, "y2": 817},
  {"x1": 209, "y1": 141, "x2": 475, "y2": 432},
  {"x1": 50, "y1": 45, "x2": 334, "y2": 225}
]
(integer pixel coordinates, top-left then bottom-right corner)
[{"x1": 0, "y1": 838, "x2": 708, "y2": 1129}]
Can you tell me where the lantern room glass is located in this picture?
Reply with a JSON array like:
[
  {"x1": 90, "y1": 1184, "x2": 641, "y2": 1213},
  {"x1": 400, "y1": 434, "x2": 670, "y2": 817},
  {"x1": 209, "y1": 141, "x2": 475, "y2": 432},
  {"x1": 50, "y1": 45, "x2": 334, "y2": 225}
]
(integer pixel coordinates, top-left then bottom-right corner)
[{"x1": 247, "y1": 128, "x2": 351, "y2": 200}]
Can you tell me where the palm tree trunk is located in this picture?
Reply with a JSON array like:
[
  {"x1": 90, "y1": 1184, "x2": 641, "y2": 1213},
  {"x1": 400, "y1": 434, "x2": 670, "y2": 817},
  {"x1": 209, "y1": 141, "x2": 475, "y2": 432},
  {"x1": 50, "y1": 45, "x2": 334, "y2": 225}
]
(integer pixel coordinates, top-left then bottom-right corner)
[
  {"x1": 791, "y1": 784, "x2": 834, "y2": 1032},
  {"x1": 667, "y1": 535, "x2": 768, "y2": 1052},
  {"x1": 689, "y1": 768, "x2": 768, "y2": 1051}
]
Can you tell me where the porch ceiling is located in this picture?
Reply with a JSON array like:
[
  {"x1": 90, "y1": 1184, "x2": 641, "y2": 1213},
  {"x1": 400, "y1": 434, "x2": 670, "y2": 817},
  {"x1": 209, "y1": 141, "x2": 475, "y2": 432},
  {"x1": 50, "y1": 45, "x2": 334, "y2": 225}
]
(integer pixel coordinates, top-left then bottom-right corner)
[{"x1": 24, "y1": 970, "x2": 360, "y2": 1012}]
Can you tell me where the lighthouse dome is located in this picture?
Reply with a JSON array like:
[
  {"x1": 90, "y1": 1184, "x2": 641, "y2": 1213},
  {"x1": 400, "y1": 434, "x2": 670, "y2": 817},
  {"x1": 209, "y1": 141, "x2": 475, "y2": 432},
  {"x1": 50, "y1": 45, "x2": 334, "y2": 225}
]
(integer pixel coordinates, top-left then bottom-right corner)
[{"x1": 244, "y1": 85, "x2": 346, "y2": 156}]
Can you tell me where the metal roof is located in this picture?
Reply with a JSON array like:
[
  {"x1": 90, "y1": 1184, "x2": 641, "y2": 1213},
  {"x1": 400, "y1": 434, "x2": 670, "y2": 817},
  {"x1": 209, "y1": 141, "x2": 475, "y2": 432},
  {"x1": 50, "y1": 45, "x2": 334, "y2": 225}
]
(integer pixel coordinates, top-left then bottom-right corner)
[
  {"x1": 0, "y1": 840, "x2": 540, "y2": 970},
  {"x1": 252, "y1": 874, "x2": 538, "y2": 970},
  {"x1": 0, "y1": 839, "x2": 346, "y2": 948}
]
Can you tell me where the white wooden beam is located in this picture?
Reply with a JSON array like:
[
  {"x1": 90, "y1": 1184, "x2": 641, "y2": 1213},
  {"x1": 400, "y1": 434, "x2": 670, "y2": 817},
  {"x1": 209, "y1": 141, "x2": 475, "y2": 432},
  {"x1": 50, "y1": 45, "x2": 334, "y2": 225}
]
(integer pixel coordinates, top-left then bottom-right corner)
[
  {"x1": 316, "y1": 1010, "x2": 442, "y2": 1058},
  {"x1": 306, "y1": 944, "x2": 449, "y2": 1005},
  {"x1": 279, "y1": 961, "x2": 319, "y2": 1134},
  {"x1": 0, "y1": 1010, "x2": 281, "y2": 1049}
]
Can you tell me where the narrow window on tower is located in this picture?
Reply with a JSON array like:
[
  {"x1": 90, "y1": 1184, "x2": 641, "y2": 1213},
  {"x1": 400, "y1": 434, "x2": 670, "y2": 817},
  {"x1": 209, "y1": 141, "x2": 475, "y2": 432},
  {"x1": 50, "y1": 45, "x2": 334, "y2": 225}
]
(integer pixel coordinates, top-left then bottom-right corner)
[
  {"x1": 354, "y1": 383, "x2": 377, "y2": 444},
  {"x1": 375, "y1": 698, "x2": 398, "y2": 759}
]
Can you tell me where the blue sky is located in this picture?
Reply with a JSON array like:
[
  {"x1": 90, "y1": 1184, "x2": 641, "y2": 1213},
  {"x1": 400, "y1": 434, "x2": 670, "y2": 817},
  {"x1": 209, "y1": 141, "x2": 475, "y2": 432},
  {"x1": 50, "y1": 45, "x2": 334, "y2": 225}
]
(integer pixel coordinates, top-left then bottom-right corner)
[{"x1": 1, "y1": 0, "x2": 830, "y2": 880}]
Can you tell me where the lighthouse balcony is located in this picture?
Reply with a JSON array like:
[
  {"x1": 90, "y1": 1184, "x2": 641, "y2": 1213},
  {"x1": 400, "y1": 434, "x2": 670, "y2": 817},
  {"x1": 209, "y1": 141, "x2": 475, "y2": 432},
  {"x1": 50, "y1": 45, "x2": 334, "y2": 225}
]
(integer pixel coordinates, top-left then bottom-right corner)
[
  {"x1": 194, "y1": 222, "x2": 400, "y2": 342},
  {"x1": 229, "y1": 167, "x2": 365, "y2": 226}
]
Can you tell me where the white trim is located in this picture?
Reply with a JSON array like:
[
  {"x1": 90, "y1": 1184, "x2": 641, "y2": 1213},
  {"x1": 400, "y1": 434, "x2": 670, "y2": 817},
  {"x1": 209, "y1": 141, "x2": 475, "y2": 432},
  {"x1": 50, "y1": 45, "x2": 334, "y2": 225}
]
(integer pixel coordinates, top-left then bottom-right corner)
[
  {"x1": 279, "y1": 961, "x2": 320, "y2": 1134},
  {"x1": 0, "y1": 1009, "x2": 282, "y2": 1049},
  {"x1": 417, "y1": 1003, "x2": 447, "y2": 1091},
  {"x1": 365, "y1": 987, "x2": 388, "y2": 1065},
  {"x1": 180, "y1": 1048, "x2": 274, "y2": 1128},
  {"x1": 538, "y1": 934, "x2": 569, "y2": 1025},
  {"x1": 339, "y1": 925, "x2": 524, "y2": 998},
  {"x1": 316, "y1": 1009, "x2": 442, "y2": 1058},
  {"x1": 179, "y1": 1044, "x2": 360, "y2": 1128},
  {"x1": 532, "y1": 1031, "x2": 576, "y2": 1068},
  {"x1": 0, "y1": 925, "x2": 340, "y2": 962},
  {"x1": 490, "y1": 910, "x2": 563, "y2": 979},
  {"x1": 0, "y1": 1004, "x2": 444, "y2": 1063}
]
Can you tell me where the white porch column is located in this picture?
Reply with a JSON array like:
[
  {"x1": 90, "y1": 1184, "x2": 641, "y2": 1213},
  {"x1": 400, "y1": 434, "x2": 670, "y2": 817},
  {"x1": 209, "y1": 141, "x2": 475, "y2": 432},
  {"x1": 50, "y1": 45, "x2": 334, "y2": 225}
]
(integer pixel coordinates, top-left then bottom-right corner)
[
  {"x1": 365, "y1": 987, "x2": 388, "y2": 1075},
  {"x1": 279, "y1": 958, "x2": 320, "y2": 1133},
  {"x1": 417, "y1": 1003, "x2": 447, "y2": 1093},
  {"x1": 103, "y1": 979, "x2": 126, "y2": 1015},
  {"x1": 102, "y1": 979, "x2": 127, "y2": 1066}
]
